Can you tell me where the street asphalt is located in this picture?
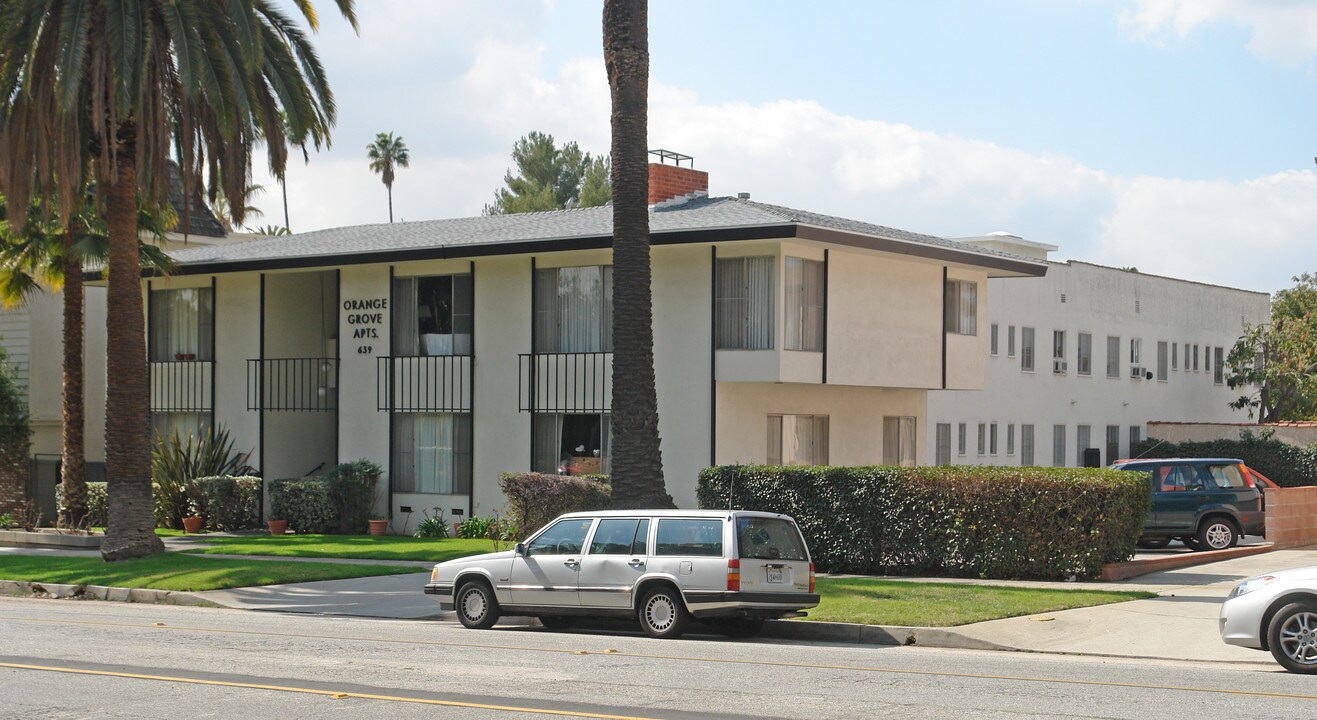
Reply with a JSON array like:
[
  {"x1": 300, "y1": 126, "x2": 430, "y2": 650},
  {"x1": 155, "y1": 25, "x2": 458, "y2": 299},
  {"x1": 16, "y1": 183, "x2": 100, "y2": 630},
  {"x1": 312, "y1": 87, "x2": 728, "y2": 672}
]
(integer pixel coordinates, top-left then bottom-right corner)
[{"x1": 4, "y1": 535, "x2": 1315, "y2": 667}]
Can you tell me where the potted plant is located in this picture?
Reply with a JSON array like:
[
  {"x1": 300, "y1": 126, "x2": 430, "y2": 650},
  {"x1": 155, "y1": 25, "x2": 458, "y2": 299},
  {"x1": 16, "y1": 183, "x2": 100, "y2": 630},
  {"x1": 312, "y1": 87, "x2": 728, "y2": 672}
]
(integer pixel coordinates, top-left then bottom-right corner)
[
  {"x1": 368, "y1": 518, "x2": 389, "y2": 536},
  {"x1": 268, "y1": 518, "x2": 288, "y2": 535},
  {"x1": 181, "y1": 514, "x2": 204, "y2": 533}
]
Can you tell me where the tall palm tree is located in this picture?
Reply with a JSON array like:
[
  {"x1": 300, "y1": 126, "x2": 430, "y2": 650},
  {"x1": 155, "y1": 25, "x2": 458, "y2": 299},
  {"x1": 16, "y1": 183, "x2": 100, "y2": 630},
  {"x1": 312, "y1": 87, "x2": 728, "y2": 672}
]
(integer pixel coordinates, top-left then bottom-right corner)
[
  {"x1": 0, "y1": 0, "x2": 356, "y2": 560},
  {"x1": 603, "y1": 0, "x2": 671, "y2": 509},
  {"x1": 0, "y1": 195, "x2": 173, "y2": 529},
  {"x1": 367, "y1": 132, "x2": 409, "y2": 223}
]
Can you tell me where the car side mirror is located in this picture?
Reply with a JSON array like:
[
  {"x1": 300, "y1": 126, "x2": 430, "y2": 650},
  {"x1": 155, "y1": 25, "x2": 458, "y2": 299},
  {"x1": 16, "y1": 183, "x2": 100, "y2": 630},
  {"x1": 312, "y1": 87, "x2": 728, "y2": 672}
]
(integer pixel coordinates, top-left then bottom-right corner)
[{"x1": 514, "y1": 543, "x2": 526, "y2": 556}]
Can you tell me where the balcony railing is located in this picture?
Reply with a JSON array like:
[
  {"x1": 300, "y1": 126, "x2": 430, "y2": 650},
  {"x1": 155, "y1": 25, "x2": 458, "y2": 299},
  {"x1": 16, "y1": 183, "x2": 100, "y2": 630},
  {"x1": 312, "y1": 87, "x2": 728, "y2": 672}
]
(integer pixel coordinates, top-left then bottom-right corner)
[
  {"x1": 247, "y1": 358, "x2": 338, "y2": 412},
  {"x1": 519, "y1": 352, "x2": 612, "y2": 413},
  {"x1": 150, "y1": 360, "x2": 213, "y2": 412},
  {"x1": 376, "y1": 355, "x2": 472, "y2": 413}
]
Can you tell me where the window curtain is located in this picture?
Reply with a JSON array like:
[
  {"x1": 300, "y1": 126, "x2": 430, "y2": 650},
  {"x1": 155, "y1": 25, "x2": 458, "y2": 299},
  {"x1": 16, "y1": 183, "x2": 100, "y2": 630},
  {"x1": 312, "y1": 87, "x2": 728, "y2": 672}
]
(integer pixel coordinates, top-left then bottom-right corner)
[
  {"x1": 785, "y1": 258, "x2": 824, "y2": 351},
  {"x1": 767, "y1": 416, "x2": 783, "y2": 465},
  {"x1": 392, "y1": 277, "x2": 419, "y2": 356},
  {"x1": 150, "y1": 411, "x2": 211, "y2": 443},
  {"x1": 414, "y1": 414, "x2": 455, "y2": 494},
  {"x1": 534, "y1": 267, "x2": 609, "y2": 353},
  {"x1": 716, "y1": 257, "x2": 773, "y2": 350},
  {"x1": 532, "y1": 413, "x2": 564, "y2": 473},
  {"x1": 943, "y1": 281, "x2": 976, "y2": 336},
  {"x1": 391, "y1": 413, "x2": 415, "y2": 491},
  {"x1": 453, "y1": 274, "x2": 474, "y2": 355},
  {"x1": 150, "y1": 288, "x2": 213, "y2": 361}
]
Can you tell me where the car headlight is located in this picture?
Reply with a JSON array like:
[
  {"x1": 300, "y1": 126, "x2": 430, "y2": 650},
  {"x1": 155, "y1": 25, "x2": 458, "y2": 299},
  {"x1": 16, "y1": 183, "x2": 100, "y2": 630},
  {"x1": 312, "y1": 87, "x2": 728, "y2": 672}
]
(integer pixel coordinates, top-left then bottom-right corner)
[
  {"x1": 431, "y1": 567, "x2": 439, "y2": 583},
  {"x1": 1232, "y1": 576, "x2": 1274, "y2": 598}
]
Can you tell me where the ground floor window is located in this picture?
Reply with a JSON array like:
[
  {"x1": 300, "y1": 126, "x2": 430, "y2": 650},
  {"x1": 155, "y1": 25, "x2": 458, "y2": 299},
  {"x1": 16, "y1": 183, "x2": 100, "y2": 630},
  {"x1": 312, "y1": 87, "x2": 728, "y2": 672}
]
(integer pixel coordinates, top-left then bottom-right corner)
[
  {"x1": 767, "y1": 414, "x2": 829, "y2": 466},
  {"x1": 533, "y1": 413, "x2": 611, "y2": 476},
  {"x1": 392, "y1": 413, "x2": 472, "y2": 494},
  {"x1": 883, "y1": 416, "x2": 916, "y2": 467},
  {"x1": 150, "y1": 412, "x2": 212, "y2": 443},
  {"x1": 935, "y1": 423, "x2": 951, "y2": 466}
]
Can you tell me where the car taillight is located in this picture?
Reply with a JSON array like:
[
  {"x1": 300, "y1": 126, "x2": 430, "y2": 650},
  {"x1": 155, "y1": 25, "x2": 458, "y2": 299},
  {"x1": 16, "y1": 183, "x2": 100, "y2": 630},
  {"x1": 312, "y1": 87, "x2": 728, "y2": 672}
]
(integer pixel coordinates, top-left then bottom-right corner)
[
  {"x1": 727, "y1": 559, "x2": 740, "y2": 591},
  {"x1": 809, "y1": 562, "x2": 816, "y2": 594},
  {"x1": 1242, "y1": 465, "x2": 1256, "y2": 488}
]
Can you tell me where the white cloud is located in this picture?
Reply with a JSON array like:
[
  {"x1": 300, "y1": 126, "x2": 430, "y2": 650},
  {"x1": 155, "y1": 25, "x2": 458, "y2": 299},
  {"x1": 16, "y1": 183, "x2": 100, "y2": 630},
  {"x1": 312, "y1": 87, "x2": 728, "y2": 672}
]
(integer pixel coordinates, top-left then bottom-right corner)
[{"x1": 1119, "y1": 0, "x2": 1317, "y2": 65}]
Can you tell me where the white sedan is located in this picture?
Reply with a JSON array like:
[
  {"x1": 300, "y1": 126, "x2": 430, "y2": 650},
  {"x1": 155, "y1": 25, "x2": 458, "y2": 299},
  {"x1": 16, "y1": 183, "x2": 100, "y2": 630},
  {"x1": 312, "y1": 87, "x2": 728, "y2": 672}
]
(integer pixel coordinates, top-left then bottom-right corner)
[{"x1": 1220, "y1": 565, "x2": 1317, "y2": 673}]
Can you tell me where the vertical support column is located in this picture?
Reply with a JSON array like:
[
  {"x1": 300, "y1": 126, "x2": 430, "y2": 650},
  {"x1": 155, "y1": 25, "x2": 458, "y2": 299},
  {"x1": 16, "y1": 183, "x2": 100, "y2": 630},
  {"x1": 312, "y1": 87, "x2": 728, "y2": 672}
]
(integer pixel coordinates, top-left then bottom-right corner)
[
  {"x1": 941, "y1": 266, "x2": 948, "y2": 390},
  {"x1": 209, "y1": 275, "x2": 217, "y2": 428},
  {"x1": 821, "y1": 249, "x2": 829, "y2": 385},
  {"x1": 387, "y1": 266, "x2": 395, "y2": 521},
  {"x1": 468, "y1": 260, "x2": 476, "y2": 519},
  {"x1": 709, "y1": 246, "x2": 717, "y2": 467},
  {"x1": 258, "y1": 273, "x2": 265, "y2": 524},
  {"x1": 528, "y1": 257, "x2": 538, "y2": 472}
]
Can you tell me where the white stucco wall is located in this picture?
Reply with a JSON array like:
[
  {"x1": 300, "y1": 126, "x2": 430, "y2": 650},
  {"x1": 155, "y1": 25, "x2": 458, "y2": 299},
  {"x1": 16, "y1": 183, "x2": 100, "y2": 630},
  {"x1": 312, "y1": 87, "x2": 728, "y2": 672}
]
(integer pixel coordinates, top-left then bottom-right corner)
[
  {"x1": 926, "y1": 261, "x2": 1271, "y2": 466},
  {"x1": 337, "y1": 265, "x2": 391, "y2": 519},
  {"x1": 214, "y1": 273, "x2": 261, "y2": 467}
]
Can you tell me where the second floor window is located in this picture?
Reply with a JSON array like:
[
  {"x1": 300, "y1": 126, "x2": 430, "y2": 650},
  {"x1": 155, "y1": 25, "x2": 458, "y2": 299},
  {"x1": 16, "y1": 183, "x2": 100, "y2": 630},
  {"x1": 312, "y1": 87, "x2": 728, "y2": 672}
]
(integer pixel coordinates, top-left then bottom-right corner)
[
  {"x1": 944, "y1": 280, "x2": 977, "y2": 336},
  {"x1": 393, "y1": 274, "x2": 473, "y2": 356},
  {"x1": 150, "y1": 287, "x2": 213, "y2": 362},
  {"x1": 535, "y1": 265, "x2": 613, "y2": 353},
  {"x1": 784, "y1": 257, "x2": 824, "y2": 351},
  {"x1": 1077, "y1": 332, "x2": 1092, "y2": 375},
  {"x1": 716, "y1": 256, "x2": 774, "y2": 350},
  {"x1": 1021, "y1": 327, "x2": 1035, "y2": 371}
]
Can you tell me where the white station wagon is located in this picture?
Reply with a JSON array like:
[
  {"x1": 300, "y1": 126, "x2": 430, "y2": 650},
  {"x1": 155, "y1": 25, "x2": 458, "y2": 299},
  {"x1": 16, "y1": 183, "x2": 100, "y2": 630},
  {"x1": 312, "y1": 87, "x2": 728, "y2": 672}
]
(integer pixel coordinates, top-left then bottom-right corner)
[{"x1": 424, "y1": 509, "x2": 820, "y2": 638}]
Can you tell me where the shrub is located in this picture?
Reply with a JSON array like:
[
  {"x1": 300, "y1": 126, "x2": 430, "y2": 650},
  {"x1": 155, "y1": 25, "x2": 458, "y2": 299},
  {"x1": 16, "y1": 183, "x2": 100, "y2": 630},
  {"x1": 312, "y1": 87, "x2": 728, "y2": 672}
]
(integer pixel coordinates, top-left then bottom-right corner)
[
  {"x1": 413, "y1": 510, "x2": 449, "y2": 538},
  {"x1": 191, "y1": 476, "x2": 262, "y2": 530},
  {"x1": 326, "y1": 459, "x2": 382, "y2": 534},
  {"x1": 697, "y1": 465, "x2": 1149, "y2": 581},
  {"x1": 268, "y1": 477, "x2": 336, "y2": 534},
  {"x1": 499, "y1": 472, "x2": 612, "y2": 540},
  {"x1": 56, "y1": 481, "x2": 108, "y2": 528},
  {"x1": 151, "y1": 425, "x2": 255, "y2": 528},
  {"x1": 1135, "y1": 431, "x2": 1317, "y2": 487}
]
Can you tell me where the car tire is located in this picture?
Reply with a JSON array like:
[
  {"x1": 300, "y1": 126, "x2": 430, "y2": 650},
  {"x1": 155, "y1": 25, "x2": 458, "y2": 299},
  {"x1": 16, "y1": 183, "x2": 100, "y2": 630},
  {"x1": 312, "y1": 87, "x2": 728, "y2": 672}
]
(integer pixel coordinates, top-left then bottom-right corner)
[
  {"x1": 538, "y1": 615, "x2": 575, "y2": 631},
  {"x1": 1267, "y1": 602, "x2": 1317, "y2": 674},
  {"x1": 1136, "y1": 537, "x2": 1171, "y2": 549},
  {"x1": 1195, "y1": 517, "x2": 1239, "y2": 551},
  {"x1": 638, "y1": 586, "x2": 689, "y2": 639},
  {"x1": 717, "y1": 618, "x2": 765, "y2": 639},
  {"x1": 455, "y1": 580, "x2": 500, "y2": 630}
]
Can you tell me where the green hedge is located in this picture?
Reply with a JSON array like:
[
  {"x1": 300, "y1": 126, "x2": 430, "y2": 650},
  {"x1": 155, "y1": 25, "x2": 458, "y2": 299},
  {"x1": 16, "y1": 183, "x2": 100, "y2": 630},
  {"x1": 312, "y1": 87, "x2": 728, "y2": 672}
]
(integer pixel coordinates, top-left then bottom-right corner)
[
  {"x1": 267, "y1": 460, "x2": 384, "y2": 534},
  {"x1": 1135, "y1": 431, "x2": 1317, "y2": 487},
  {"x1": 56, "y1": 482, "x2": 107, "y2": 528},
  {"x1": 697, "y1": 465, "x2": 1149, "y2": 581},
  {"x1": 499, "y1": 472, "x2": 612, "y2": 540},
  {"x1": 192, "y1": 476, "x2": 262, "y2": 530}
]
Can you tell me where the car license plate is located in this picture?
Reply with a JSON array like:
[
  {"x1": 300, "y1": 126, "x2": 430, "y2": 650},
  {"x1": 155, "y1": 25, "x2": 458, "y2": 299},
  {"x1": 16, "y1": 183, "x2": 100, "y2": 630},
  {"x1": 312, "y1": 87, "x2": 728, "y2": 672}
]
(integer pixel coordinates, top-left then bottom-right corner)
[{"x1": 766, "y1": 567, "x2": 784, "y2": 584}]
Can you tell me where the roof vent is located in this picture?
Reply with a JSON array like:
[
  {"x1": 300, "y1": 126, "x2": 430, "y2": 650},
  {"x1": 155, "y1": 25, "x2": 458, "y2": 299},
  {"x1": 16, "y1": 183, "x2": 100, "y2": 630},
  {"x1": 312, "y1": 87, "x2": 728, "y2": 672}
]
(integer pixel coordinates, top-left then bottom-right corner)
[{"x1": 737, "y1": 192, "x2": 750, "y2": 200}]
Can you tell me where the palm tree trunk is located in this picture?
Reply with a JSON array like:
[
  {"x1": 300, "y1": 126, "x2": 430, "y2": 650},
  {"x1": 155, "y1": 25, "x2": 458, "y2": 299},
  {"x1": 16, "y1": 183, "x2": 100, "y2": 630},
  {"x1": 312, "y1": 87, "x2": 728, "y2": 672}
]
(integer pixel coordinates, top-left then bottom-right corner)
[
  {"x1": 387, "y1": 184, "x2": 394, "y2": 223},
  {"x1": 281, "y1": 178, "x2": 290, "y2": 232},
  {"x1": 101, "y1": 120, "x2": 163, "y2": 560},
  {"x1": 57, "y1": 226, "x2": 87, "y2": 528},
  {"x1": 604, "y1": 0, "x2": 671, "y2": 509}
]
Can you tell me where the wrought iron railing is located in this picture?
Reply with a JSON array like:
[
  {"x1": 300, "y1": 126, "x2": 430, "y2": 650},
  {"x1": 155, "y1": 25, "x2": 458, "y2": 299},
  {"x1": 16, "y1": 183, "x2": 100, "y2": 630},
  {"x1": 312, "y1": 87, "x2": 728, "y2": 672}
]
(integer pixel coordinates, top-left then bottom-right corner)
[
  {"x1": 519, "y1": 352, "x2": 612, "y2": 413},
  {"x1": 150, "y1": 360, "x2": 213, "y2": 412},
  {"x1": 376, "y1": 355, "x2": 472, "y2": 413},
  {"x1": 246, "y1": 358, "x2": 338, "y2": 411}
]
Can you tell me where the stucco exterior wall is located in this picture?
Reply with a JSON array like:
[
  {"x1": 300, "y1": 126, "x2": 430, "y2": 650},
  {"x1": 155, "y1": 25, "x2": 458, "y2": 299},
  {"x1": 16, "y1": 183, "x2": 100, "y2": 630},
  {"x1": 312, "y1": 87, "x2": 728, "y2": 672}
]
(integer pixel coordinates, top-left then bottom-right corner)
[
  {"x1": 927, "y1": 261, "x2": 1271, "y2": 466},
  {"x1": 1147, "y1": 422, "x2": 1317, "y2": 448},
  {"x1": 214, "y1": 273, "x2": 261, "y2": 468},
  {"x1": 337, "y1": 265, "x2": 391, "y2": 519}
]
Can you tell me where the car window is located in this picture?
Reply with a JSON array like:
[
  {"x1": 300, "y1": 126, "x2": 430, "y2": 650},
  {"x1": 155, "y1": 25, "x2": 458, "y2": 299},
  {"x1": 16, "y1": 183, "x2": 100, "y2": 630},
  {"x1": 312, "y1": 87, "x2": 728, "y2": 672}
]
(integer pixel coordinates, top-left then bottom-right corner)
[
  {"x1": 737, "y1": 517, "x2": 807, "y2": 561},
  {"x1": 1157, "y1": 465, "x2": 1204, "y2": 492},
  {"x1": 1206, "y1": 464, "x2": 1247, "y2": 489},
  {"x1": 527, "y1": 519, "x2": 593, "y2": 556},
  {"x1": 655, "y1": 519, "x2": 724, "y2": 557},
  {"x1": 632, "y1": 518, "x2": 649, "y2": 556},
  {"x1": 589, "y1": 519, "x2": 640, "y2": 555}
]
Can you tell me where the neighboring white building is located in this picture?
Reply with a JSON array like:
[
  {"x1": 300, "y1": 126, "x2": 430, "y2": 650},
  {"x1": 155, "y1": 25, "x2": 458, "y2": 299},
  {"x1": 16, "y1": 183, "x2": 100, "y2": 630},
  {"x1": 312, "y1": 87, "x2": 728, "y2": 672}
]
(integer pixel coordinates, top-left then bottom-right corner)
[
  {"x1": 926, "y1": 232, "x2": 1271, "y2": 468},
  {"x1": 141, "y1": 160, "x2": 1046, "y2": 530}
]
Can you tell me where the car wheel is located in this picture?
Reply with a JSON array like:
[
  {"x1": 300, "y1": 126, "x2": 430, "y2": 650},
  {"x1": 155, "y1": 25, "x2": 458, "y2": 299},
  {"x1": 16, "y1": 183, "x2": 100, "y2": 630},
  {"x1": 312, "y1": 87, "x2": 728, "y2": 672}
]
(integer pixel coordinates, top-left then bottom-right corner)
[
  {"x1": 638, "y1": 586, "x2": 689, "y2": 639},
  {"x1": 1136, "y1": 537, "x2": 1171, "y2": 549},
  {"x1": 538, "y1": 615, "x2": 575, "y2": 631},
  {"x1": 1268, "y1": 602, "x2": 1317, "y2": 674},
  {"x1": 1195, "y1": 518, "x2": 1239, "y2": 551},
  {"x1": 717, "y1": 618, "x2": 765, "y2": 639},
  {"x1": 455, "y1": 580, "x2": 500, "y2": 630}
]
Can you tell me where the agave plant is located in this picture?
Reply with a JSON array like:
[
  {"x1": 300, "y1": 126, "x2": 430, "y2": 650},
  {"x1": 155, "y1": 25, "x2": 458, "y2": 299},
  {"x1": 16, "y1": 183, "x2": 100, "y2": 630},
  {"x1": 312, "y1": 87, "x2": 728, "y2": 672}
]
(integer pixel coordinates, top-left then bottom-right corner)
[{"x1": 151, "y1": 425, "x2": 255, "y2": 529}]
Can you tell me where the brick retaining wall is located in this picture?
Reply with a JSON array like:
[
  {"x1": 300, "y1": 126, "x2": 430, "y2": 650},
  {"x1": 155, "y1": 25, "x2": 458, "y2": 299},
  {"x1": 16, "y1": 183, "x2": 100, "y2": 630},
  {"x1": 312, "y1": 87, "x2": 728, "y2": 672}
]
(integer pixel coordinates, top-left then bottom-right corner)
[{"x1": 1265, "y1": 486, "x2": 1317, "y2": 549}]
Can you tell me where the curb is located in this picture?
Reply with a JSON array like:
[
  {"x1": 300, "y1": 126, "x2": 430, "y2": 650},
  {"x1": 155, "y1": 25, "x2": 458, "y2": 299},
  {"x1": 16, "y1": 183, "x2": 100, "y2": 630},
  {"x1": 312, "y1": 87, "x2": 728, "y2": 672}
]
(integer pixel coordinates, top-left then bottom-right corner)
[
  {"x1": 0, "y1": 580, "x2": 220, "y2": 608},
  {"x1": 761, "y1": 619, "x2": 1015, "y2": 651}
]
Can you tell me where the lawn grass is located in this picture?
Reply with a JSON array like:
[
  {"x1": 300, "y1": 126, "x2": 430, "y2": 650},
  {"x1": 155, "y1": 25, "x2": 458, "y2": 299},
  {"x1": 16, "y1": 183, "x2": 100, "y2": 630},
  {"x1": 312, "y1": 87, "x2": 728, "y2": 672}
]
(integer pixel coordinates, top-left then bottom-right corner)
[
  {"x1": 181, "y1": 534, "x2": 496, "y2": 562},
  {"x1": 807, "y1": 577, "x2": 1156, "y2": 626},
  {"x1": 0, "y1": 553, "x2": 420, "y2": 592}
]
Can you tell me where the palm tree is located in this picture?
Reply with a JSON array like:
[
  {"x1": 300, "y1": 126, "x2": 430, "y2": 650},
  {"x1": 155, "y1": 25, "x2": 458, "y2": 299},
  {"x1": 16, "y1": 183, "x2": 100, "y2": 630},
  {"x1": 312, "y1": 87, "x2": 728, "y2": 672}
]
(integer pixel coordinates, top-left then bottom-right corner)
[
  {"x1": 367, "y1": 132, "x2": 410, "y2": 223},
  {"x1": 0, "y1": 0, "x2": 356, "y2": 560},
  {"x1": 0, "y1": 195, "x2": 173, "y2": 529},
  {"x1": 603, "y1": 0, "x2": 672, "y2": 509}
]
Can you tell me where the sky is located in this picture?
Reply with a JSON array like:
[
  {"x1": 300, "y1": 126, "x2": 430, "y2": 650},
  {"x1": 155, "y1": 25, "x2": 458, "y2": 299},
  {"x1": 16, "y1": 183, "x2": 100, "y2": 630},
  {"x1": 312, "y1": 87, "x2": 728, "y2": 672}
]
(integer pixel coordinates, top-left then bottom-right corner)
[{"x1": 246, "y1": 0, "x2": 1317, "y2": 295}]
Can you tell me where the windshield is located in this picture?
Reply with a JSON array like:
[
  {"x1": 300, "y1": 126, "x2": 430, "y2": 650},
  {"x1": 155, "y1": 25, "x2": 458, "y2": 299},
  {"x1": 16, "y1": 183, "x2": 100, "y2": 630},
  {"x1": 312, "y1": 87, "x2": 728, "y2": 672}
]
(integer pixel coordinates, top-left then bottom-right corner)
[{"x1": 737, "y1": 517, "x2": 808, "y2": 561}]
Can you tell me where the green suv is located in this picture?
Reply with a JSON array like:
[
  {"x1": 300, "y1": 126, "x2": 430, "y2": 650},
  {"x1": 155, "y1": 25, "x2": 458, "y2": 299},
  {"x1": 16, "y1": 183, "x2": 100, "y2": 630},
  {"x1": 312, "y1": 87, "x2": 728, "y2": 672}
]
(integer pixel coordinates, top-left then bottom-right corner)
[{"x1": 1110, "y1": 458, "x2": 1265, "y2": 551}]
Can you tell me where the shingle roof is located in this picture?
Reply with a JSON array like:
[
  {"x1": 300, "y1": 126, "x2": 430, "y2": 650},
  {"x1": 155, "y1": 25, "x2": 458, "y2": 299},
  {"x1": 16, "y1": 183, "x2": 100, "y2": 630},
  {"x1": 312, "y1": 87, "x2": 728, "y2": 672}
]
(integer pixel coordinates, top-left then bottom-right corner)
[
  {"x1": 166, "y1": 163, "x2": 226, "y2": 238},
  {"x1": 165, "y1": 195, "x2": 1045, "y2": 275}
]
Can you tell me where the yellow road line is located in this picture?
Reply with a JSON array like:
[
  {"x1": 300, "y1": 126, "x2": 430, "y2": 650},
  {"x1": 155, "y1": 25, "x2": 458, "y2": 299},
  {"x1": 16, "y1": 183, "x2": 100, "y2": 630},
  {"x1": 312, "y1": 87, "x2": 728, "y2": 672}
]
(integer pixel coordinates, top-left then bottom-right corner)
[
  {"x1": 0, "y1": 661, "x2": 662, "y2": 720},
  {"x1": 5, "y1": 615, "x2": 1316, "y2": 702}
]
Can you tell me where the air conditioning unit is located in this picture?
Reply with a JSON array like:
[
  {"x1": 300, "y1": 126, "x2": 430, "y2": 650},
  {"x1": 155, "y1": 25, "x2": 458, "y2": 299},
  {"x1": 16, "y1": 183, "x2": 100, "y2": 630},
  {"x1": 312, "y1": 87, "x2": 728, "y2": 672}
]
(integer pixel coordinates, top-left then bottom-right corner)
[
  {"x1": 1130, "y1": 365, "x2": 1145, "y2": 379},
  {"x1": 1053, "y1": 359, "x2": 1067, "y2": 374}
]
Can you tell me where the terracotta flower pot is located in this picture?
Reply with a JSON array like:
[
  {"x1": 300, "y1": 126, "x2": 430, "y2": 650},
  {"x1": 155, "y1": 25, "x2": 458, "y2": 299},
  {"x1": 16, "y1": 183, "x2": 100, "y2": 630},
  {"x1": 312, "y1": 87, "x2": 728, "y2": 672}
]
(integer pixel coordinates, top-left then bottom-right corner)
[
  {"x1": 268, "y1": 519, "x2": 288, "y2": 535},
  {"x1": 368, "y1": 519, "x2": 388, "y2": 536},
  {"x1": 182, "y1": 516, "x2": 204, "y2": 534}
]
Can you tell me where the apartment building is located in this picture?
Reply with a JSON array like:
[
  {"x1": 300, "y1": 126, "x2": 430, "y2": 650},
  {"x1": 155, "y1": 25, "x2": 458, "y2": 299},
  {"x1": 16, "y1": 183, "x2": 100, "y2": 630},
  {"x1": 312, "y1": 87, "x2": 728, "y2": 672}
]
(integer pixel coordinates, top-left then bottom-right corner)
[
  {"x1": 144, "y1": 160, "x2": 1046, "y2": 529},
  {"x1": 926, "y1": 233, "x2": 1270, "y2": 468}
]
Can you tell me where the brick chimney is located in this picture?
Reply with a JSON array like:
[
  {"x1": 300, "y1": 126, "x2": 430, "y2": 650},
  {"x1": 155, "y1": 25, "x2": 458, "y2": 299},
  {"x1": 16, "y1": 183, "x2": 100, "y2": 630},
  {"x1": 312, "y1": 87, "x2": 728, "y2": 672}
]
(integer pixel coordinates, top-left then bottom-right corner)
[{"x1": 648, "y1": 149, "x2": 708, "y2": 206}]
